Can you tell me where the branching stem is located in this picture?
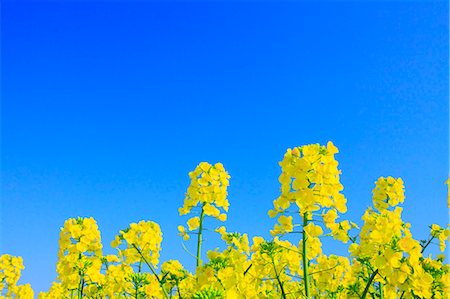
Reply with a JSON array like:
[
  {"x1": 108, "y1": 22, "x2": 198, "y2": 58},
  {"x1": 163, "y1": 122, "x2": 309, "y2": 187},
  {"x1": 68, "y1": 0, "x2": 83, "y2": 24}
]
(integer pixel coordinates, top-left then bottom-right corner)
[{"x1": 131, "y1": 244, "x2": 170, "y2": 299}]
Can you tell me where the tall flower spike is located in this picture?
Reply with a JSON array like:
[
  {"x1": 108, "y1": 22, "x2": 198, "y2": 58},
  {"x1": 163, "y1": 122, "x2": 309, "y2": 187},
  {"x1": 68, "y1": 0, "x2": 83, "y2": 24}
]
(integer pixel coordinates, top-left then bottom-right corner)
[
  {"x1": 269, "y1": 142, "x2": 347, "y2": 299},
  {"x1": 56, "y1": 217, "x2": 103, "y2": 296},
  {"x1": 179, "y1": 162, "x2": 230, "y2": 268},
  {"x1": 269, "y1": 141, "x2": 346, "y2": 219},
  {"x1": 179, "y1": 162, "x2": 230, "y2": 217}
]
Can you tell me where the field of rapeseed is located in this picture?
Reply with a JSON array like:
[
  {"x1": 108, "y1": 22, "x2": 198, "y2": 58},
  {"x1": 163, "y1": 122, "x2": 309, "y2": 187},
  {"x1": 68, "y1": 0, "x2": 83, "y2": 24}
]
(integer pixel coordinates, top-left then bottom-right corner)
[{"x1": 2, "y1": 142, "x2": 449, "y2": 299}]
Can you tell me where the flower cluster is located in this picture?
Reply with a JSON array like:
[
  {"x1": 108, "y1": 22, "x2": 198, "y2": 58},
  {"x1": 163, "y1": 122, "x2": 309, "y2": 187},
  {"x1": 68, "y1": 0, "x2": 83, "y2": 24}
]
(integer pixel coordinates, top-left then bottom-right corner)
[
  {"x1": 268, "y1": 142, "x2": 352, "y2": 246},
  {"x1": 0, "y1": 254, "x2": 34, "y2": 299},
  {"x1": 112, "y1": 220, "x2": 163, "y2": 267},
  {"x1": 178, "y1": 161, "x2": 230, "y2": 239},
  {"x1": 38, "y1": 217, "x2": 104, "y2": 298},
  {"x1": 269, "y1": 142, "x2": 346, "y2": 217},
  {"x1": 178, "y1": 162, "x2": 230, "y2": 268},
  {"x1": 3, "y1": 142, "x2": 449, "y2": 299}
]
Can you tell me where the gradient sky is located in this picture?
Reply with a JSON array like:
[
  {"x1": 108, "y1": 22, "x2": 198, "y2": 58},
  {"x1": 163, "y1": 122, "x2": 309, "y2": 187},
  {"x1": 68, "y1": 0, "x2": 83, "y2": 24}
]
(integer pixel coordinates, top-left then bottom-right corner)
[{"x1": 1, "y1": 0, "x2": 448, "y2": 295}]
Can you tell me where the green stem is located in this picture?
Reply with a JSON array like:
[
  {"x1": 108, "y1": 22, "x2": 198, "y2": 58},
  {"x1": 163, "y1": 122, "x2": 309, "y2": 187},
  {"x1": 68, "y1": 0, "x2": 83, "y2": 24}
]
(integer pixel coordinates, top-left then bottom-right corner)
[
  {"x1": 361, "y1": 269, "x2": 379, "y2": 299},
  {"x1": 271, "y1": 255, "x2": 287, "y2": 299},
  {"x1": 196, "y1": 203, "x2": 206, "y2": 269},
  {"x1": 421, "y1": 235, "x2": 435, "y2": 253},
  {"x1": 131, "y1": 244, "x2": 170, "y2": 299},
  {"x1": 302, "y1": 212, "x2": 310, "y2": 299},
  {"x1": 134, "y1": 280, "x2": 139, "y2": 299},
  {"x1": 78, "y1": 277, "x2": 84, "y2": 299},
  {"x1": 138, "y1": 259, "x2": 142, "y2": 273},
  {"x1": 176, "y1": 281, "x2": 183, "y2": 299},
  {"x1": 379, "y1": 282, "x2": 383, "y2": 299},
  {"x1": 243, "y1": 263, "x2": 253, "y2": 276}
]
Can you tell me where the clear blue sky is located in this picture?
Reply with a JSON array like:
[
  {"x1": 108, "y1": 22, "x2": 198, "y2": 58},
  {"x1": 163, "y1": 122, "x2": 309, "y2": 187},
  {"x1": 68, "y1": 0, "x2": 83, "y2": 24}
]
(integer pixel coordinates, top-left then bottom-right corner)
[{"x1": 1, "y1": 0, "x2": 448, "y2": 294}]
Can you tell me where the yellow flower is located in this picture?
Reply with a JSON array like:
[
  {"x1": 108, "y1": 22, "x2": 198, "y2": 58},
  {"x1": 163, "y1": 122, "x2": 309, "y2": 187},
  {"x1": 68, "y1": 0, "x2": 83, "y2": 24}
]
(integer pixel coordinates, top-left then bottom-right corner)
[
  {"x1": 179, "y1": 162, "x2": 231, "y2": 241},
  {"x1": 270, "y1": 215, "x2": 293, "y2": 236},
  {"x1": 178, "y1": 225, "x2": 190, "y2": 241},
  {"x1": 115, "y1": 220, "x2": 163, "y2": 266},
  {"x1": 218, "y1": 213, "x2": 227, "y2": 222},
  {"x1": 323, "y1": 209, "x2": 338, "y2": 225},
  {"x1": 187, "y1": 217, "x2": 200, "y2": 231},
  {"x1": 304, "y1": 223, "x2": 323, "y2": 238},
  {"x1": 372, "y1": 176, "x2": 405, "y2": 211}
]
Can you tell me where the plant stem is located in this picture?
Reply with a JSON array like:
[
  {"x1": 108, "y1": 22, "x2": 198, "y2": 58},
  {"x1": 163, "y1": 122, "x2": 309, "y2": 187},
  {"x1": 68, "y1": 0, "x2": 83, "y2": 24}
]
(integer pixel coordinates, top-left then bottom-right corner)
[
  {"x1": 379, "y1": 282, "x2": 383, "y2": 299},
  {"x1": 135, "y1": 281, "x2": 139, "y2": 299},
  {"x1": 243, "y1": 263, "x2": 253, "y2": 276},
  {"x1": 131, "y1": 244, "x2": 170, "y2": 299},
  {"x1": 361, "y1": 269, "x2": 379, "y2": 299},
  {"x1": 302, "y1": 212, "x2": 310, "y2": 299},
  {"x1": 196, "y1": 203, "x2": 206, "y2": 269},
  {"x1": 176, "y1": 281, "x2": 183, "y2": 299},
  {"x1": 421, "y1": 236, "x2": 435, "y2": 254},
  {"x1": 271, "y1": 255, "x2": 287, "y2": 299},
  {"x1": 78, "y1": 277, "x2": 84, "y2": 299}
]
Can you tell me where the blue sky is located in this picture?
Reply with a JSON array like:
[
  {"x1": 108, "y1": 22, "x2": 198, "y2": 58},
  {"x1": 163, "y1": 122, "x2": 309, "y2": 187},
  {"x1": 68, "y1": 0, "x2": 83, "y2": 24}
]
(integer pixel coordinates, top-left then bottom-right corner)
[{"x1": 1, "y1": 0, "x2": 448, "y2": 294}]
